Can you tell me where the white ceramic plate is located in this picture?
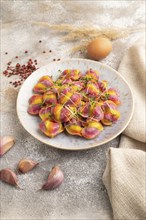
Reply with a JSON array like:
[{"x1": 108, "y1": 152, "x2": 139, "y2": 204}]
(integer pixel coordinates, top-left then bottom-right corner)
[{"x1": 17, "y1": 59, "x2": 134, "y2": 150}]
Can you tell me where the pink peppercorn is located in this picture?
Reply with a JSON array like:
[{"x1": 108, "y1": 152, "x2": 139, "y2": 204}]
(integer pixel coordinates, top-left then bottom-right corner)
[{"x1": 3, "y1": 58, "x2": 39, "y2": 88}]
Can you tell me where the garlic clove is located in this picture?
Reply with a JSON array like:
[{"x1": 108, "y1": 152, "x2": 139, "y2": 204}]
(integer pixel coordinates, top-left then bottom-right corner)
[
  {"x1": 0, "y1": 168, "x2": 19, "y2": 187},
  {"x1": 42, "y1": 166, "x2": 64, "y2": 190},
  {"x1": 0, "y1": 136, "x2": 15, "y2": 157},
  {"x1": 18, "y1": 159, "x2": 39, "y2": 173}
]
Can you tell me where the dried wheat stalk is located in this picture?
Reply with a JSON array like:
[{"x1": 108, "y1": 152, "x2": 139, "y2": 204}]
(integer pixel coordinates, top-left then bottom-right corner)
[{"x1": 33, "y1": 22, "x2": 144, "y2": 54}]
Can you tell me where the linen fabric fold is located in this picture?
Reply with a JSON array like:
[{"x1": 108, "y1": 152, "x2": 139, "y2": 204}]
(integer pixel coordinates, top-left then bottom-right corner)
[{"x1": 103, "y1": 38, "x2": 146, "y2": 220}]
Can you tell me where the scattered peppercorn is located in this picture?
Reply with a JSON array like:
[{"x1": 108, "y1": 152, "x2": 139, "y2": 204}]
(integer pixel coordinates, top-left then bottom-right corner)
[
  {"x1": 25, "y1": 51, "x2": 28, "y2": 53},
  {"x1": 49, "y1": 50, "x2": 52, "y2": 53},
  {"x1": 43, "y1": 51, "x2": 46, "y2": 53},
  {"x1": 57, "y1": 58, "x2": 61, "y2": 61},
  {"x1": 53, "y1": 59, "x2": 56, "y2": 61},
  {"x1": 39, "y1": 40, "x2": 42, "y2": 43},
  {"x1": 5, "y1": 52, "x2": 8, "y2": 55},
  {"x1": 15, "y1": 56, "x2": 18, "y2": 59},
  {"x1": 3, "y1": 59, "x2": 39, "y2": 88},
  {"x1": 16, "y1": 63, "x2": 20, "y2": 67}
]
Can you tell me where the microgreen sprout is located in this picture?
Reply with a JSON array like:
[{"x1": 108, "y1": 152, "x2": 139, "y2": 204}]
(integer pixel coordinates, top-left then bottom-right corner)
[{"x1": 104, "y1": 93, "x2": 110, "y2": 100}]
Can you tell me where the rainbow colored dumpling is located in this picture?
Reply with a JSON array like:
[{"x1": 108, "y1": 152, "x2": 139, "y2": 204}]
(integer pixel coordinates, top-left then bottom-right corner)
[
  {"x1": 39, "y1": 106, "x2": 52, "y2": 121},
  {"x1": 81, "y1": 120, "x2": 103, "y2": 139},
  {"x1": 28, "y1": 94, "x2": 43, "y2": 115},
  {"x1": 101, "y1": 100, "x2": 120, "y2": 125},
  {"x1": 39, "y1": 119, "x2": 64, "y2": 138},
  {"x1": 43, "y1": 91, "x2": 57, "y2": 105},
  {"x1": 33, "y1": 76, "x2": 54, "y2": 94}
]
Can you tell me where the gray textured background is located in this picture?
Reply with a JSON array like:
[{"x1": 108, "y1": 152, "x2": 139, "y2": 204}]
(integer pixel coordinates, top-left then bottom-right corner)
[
  {"x1": 1, "y1": 1, "x2": 144, "y2": 219},
  {"x1": 1, "y1": 87, "x2": 118, "y2": 219}
]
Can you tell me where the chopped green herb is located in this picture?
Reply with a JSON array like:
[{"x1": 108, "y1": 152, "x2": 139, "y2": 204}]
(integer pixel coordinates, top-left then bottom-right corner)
[{"x1": 104, "y1": 93, "x2": 110, "y2": 100}]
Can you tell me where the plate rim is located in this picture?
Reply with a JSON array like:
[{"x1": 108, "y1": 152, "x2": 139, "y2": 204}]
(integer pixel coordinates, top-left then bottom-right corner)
[{"x1": 16, "y1": 58, "x2": 134, "y2": 151}]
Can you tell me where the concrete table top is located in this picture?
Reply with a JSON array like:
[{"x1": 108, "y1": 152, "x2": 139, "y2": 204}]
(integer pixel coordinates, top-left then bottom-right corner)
[
  {"x1": 1, "y1": 90, "x2": 118, "y2": 219},
  {"x1": 1, "y1": 1, "x2": 144, "y2": 219}
]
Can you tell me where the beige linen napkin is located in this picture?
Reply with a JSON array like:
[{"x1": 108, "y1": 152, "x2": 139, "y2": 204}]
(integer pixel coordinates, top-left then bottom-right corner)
[{"x1": 103, "y1": 38, "x2": 146, "y2": 220}]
